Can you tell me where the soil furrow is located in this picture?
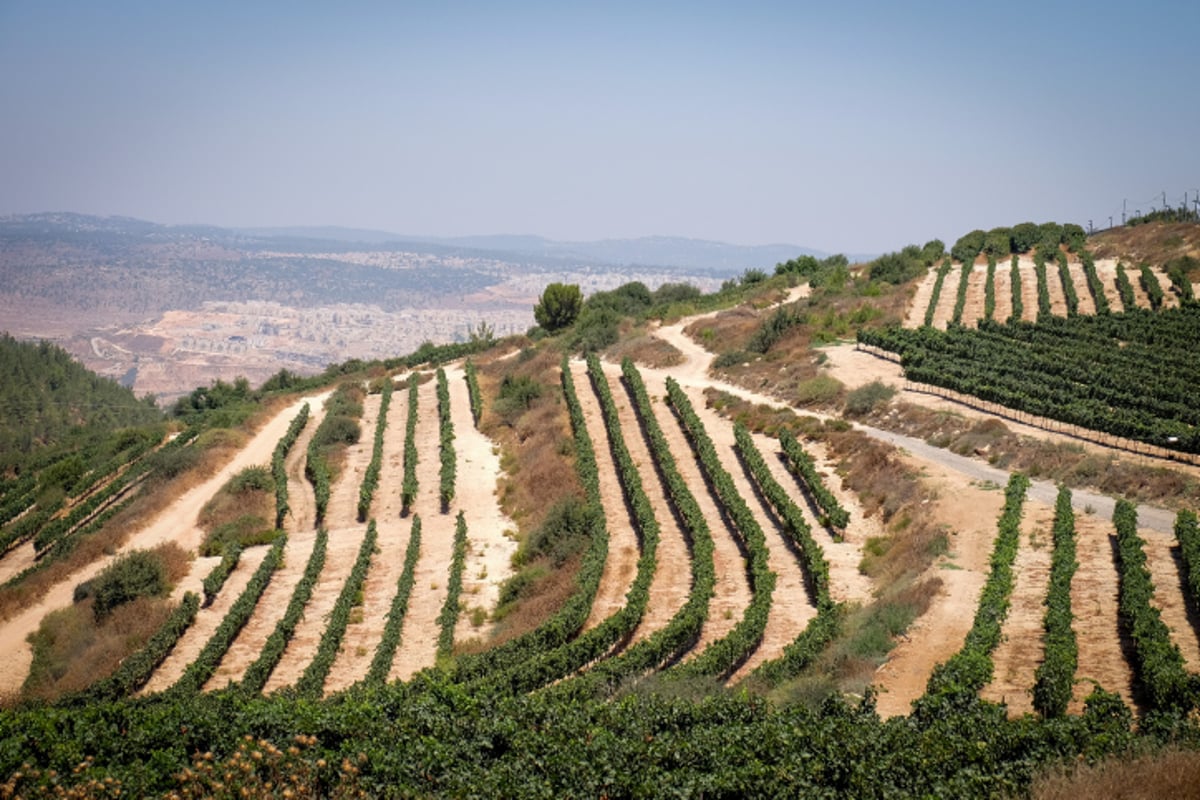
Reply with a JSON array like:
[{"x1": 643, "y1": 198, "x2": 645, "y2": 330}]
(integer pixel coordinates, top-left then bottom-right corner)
[
  {"x1": 1141, "y1": 526, "x2": 1200, "y2": 671},
  {"x1": 1070, "y1": 513, "x2": 1135, "y2": 713},
  {"x1": 981, "y1": 501, "x2": 1054, "y2": 715},
  {"x1": 139, "y1": 545, "x2": 270, "y2": 694},
  {"x1": 929, "y1": 266, "x2": 961, "y2": 330}
]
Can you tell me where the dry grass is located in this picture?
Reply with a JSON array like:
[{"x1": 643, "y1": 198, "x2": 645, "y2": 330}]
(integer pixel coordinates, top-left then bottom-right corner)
[
  {"x1": 475, "y1": 345, "x2": 585, "y2": 644},
  {"x1": 1029, "y1": 747, "x2": 1200, "y2": 800},
  {"x1": 604, "y1": 325, "x2": 684, "y2": 368},
  {"x1": 1088, "y1": 221, "x2": 1200, "y2": 265}
]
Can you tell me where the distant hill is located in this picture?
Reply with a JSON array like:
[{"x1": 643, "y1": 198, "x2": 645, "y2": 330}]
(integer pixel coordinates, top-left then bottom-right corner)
[{"x1": 0, "y1": 334, "x2": 160, "y2": 469}]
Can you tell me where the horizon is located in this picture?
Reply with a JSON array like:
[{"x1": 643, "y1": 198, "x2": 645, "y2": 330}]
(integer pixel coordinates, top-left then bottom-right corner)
[{"x1": 2, "y1": 2, "x2": 1197, "y2": 254}]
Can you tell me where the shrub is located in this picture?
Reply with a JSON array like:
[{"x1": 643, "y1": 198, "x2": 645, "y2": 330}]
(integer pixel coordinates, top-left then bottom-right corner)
[
  {"x1": 534, "y1": 283, "x2": 583, "y2": 332},
  {"x1": 793, "y1": 375, "x2": 843, "y2": 406},
  {"x1": 86, "y1": 550, "x2": 169, "y2": 621},
  {"x1": 844, "y1": 380, "x2": 896, "y2": 416}
]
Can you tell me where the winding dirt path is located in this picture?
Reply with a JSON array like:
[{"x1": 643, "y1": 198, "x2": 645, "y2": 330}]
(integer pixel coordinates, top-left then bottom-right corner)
[
  {"x1": 0, "y1": 392, "x2": 326, "y2": 697},
  {"x1": 388, "y1": 375, "x2": 456, "y2": 681},
  {"x1": 1070, "y1": 513, "x2": 1134, "y2": 712},
  {"x1": 573, "y1": 361, "x2": 641, "y2": 635},
  {"x1": 140, "y1": 546, "x2": 269, "y2": 694},
  {"x1": 981, "y1": 500, "x2": 1054, "y2": 715}
]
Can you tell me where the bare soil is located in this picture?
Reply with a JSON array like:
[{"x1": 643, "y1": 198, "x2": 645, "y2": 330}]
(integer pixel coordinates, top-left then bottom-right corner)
[
  {"x1": 573, "y1": 361, "x2": 641, "y2": 635},
  {"x1": 980, "y1": 500, "x2": 1054, "y2": 715},
  {"x1": 903, "y1": 267, "x2": 938, "y2": 328},
  {"x1": 1070, "y1": 512, "x2": 1134, "y2": 713},
  {"x1": 993, "y1": 262, "x2": 1014, "y2": 323},
  {"x1": 1141, "y1": 529, "x2": 1200, "y2": 671},
  {"x1": 140, "y1": 547, "x2": 269, "y2": 694},
  {"x1": 871, "y1": 465, "x2": 1007, "y2": 718},
  {"x1": 928, "y1": 267, "x2": 961, "y2": 330},
  {"x1": 387, "y1": 375, "x2": 457, "y2": 682}
]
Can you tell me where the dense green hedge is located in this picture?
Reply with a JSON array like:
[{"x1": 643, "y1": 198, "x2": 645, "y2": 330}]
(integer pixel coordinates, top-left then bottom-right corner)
[
  {"x1": 464, "y1": 359, "x2": 483, "y2": 428},
  {"x1": 170, "y1": 536, "x2": 287, "y2": 695},
  {"x1": 1115, "y1": 262, "x2": 1137, "y2": 310},
  {"x1": 401, "y1": 378, "x2": 419, "y2": 514},
  {"x1": 357, "y1": 382, "x2": 392, "y2": 522},
  {"x1": 734, "y1": 423, "x2": 840, "y2": 684},
  {"x1": 983, "y1": 255, "x2": 997, "y2": 322},
  {"x1": 1034, "y1": 251, "x2": 1052, "y2": 319},
  {"x1": 241, "y1": 529, "x2": 329, "y2": 694},
  {"x1": 1114, "y1": 499, "x2": 1196, "y2": 712},
  {"x1": 436, "y1": 369, "x2": 456, "y2": 511},
  {"x1": 1032, "y1": 486, "x2": 1078, "y2": 718},
  {"x1": 366, "y1": 515, "x2": 423, "y2": 685},
  {"x1": 1139, "y1": 264, "x2": 1165, "y2": 310},
  {"x1": 296, "y1": 522, "x2": 379, "y2": 698},
  {"x1": 201, "y1": 544, "x2": 242, "y2": 607},
  {"x1": 924, "y1": 257, "x2": 954, "y2": 327},
  {"x1": 272, "y1": 403, "x2": 310, "y2": 529},
  {"x1": 1009, "y1": 254, "x2": 1024, "y2": 322},
  {"x1": 778, "y1": 429, "x2": 850, "y2": 532},
  {"x1": 917, "y1": 472, "x2": 1028, "y2": 713},
  {"x1": 1056, "y1": 251, "x2": 1079, "y2": 317},
  {"x1": 1080, "y1": 250, "x2": 1110, "y2": 314},
  {"x1": 436, "y1": 512, "x2": 469, "y2": 658},
  {"x1": 665, "y1": 377, "x2": 775, "y2": 680},
  {"x1": 951, "y1": 260, "x2": 974, "y2": 325},
  {"x1": 1176, "y1": 509, "x2": 1200, "y2": 610}
]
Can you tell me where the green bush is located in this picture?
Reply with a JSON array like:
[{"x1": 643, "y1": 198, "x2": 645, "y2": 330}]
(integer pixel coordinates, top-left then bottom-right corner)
[
  {"x1": 86, "y1": 550, "x2": 169, "y2": 621},
  {"x1": 844, "y1": 380, "x2": 896, "y2": 416},
  {"x1": 534, "y1": 283, "x2": 583, "y2": 332}
]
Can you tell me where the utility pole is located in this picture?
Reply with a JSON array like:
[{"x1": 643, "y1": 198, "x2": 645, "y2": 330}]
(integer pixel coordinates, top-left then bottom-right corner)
[
  {"x1": 1122, "y1": 199, "x2": 1127, "y2": 225},
  {"x1": 1163, "y1": 191, "x2": 1167, "y2": 211},
  {"x1": 1088, "y1": 219, "x2": 1094, "y2": 234},
  {"x1": 1109, "y1": 215, "x2": 1113, "y2": 229}
]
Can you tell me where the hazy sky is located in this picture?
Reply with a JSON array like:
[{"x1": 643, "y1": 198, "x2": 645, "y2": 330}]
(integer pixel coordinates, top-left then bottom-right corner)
[{"x1": 1, "y1": 1, "x2": 1197, "y2": 253}]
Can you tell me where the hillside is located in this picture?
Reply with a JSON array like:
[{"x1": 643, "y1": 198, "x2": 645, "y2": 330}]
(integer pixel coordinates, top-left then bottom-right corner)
[{"x1": 1, "y1": 223, "x2": 1200, "y2": 796}]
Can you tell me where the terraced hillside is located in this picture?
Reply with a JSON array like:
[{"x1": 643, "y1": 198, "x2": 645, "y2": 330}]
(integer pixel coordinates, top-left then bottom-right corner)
[{"x1": 3, "y1": 237, "x2": 1200, "y2": 795}]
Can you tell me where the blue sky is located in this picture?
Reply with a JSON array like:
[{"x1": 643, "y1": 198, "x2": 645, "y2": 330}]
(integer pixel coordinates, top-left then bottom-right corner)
[{"x1": 1, "y1": 1, "x2": 1196, "y2": 253}]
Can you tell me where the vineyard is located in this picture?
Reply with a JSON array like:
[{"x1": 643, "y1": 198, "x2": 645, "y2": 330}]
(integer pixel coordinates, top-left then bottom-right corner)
[{"x1": 2, "y1": 236, "x2": 1200, "y2": 795}]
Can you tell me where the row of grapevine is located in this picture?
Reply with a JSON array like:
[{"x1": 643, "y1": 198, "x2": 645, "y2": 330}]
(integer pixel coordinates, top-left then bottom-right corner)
[
  {"x1": 1176, "y1": 510, "x2": 1200, "y2": 610},
  {"x1": 858, "y1": 308, "x2": 1200, "y2": 452},
  {"x1": 437, "y1": 358, "x2": 607, "y2": 685},
  {"x1": 0, "y1": 474, "x2": 35, "y2": 532},
  {"x1": 296, "y1": 522, "x2": 379, "y2": 697},
  {"x1": 170, "y1": 537, "x2": 287, "y2": 695},
  {"x1": 201, "y1": 544, "x2": 242, "y2": 607},
  {"x1": 1008, "y1": 254, "x2": 1024, "y2": 322},
  {"x1": 464, "y1": 359, "x2": 483, "y2": 428},
  {"x1": 1031, "y1": 487, "x2": 1078, "y2": 718},
  {"x1": 950, "y1": 260, "x2": 974, "y2": 325},
  {"x1": 1056, "y1": 251, "x2": 1079, "y2": 316},
  {"x1": 778, "y1": 429, "x2": 850, "y2": 532},
  {"x1": 1139, "y1": 264, "x2": 1165, "y2": 310},
  {"x1": 464, "y1": 360, "x2": 643, "y2": 696},
  {"x1": 924, "y1": 258, "x2": 954, "y2": 327},
  {"x1": 365, "y1": 515, "x2": 423, "y2": 685},
  {"x1": 733, "y1": 423, "x2": 840, "y2": 684},
  {"x1": 357, "y1": 382, "x2": 392, "y2": 522},
  {"x1": 1079, "y1": 251, "x2": 1110, "y2": 314},
  {"x1": 436, "y1": 512, "x2": 469, "y2": 658},
  {"x1": 306, "y1": 383, "x2": 364, "y2": 525},
  {"x1": 1033, "y1": 251, "x2": 1052, "y2": 319},
  {"x1": 273, "y1": 403, "x2": 310, "y2": 529},
  {"x1": 240, "y1": 529, "x2": 329, "y2": 694},
  {"x1": 3, "y1": 497, "x2": 130, "y2": 591},
  {"x1": 551, "y1": 358, "x2": 718, "y2": 699},
  {"x1": 918, "y1": 472, "x2": 1029, "y2": 709},
  {"x1": 1113, "y1": 499, "x2": 1196, "y2": 712},
  {"x1": 74, "y1": 592, "x2": 201, "y2": 703},
  {"x1": 1169, "y1": 266, "x2": 1196, "y2": 302},
  {"x1": 401, "y1": 379, "x2": 419, "y2": 514},
  {"x1": 436, "y1": 369, "x2": 456, "y2": 511},
  {"x1": 665, "y1": 377, "x2": 776, "y2": 680},
  {"x1": 983, "y1": 255, "x2": 997, "y2": 322},
  {"x1": 1115, "y1": 262, "x2": 1137, "y2": 310}
]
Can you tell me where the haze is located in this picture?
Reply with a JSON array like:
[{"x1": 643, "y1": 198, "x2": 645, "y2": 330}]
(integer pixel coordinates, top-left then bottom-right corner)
[{"x1": 1, "y1": 0, "x2": 1197, "y2": 254}]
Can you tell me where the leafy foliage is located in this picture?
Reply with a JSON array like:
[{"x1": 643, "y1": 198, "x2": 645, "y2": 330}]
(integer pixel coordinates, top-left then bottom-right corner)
[
  {"x1": 1009, "y1": 254, "x2": 1024, "y2": 323},
  {"x1": 779, "y1": 429, "x2": 850, "y2": 531},
  {"x1": 951, "y1": 259, "x2": 974, "y2": 325},
  {"x1": 84, "y1": 550, "x2": 170, "y2": 621},
  {"x1": 924, "y1": 258, "x2": 954, "y2": 327},
  {"x1": 436, "y1": 368, "x2": 456, "y2": 511},
  {"x1": 1032, "y1": 486, "x2": 1078, "y2": 718},
  {"x1": 272, "y1": 403, "x2": 310, "y2": 528},
  {"x1": 240, "y1": 529, "x2": 328, "y2": 694},
  {"x1": 366, "y1": 515, "x2": 422, "y2": 685},
  {"x1": 1115, "y1": 262, "x2": 1137, "y2": 310},
  {"x1": 401, "y1": 378, "x2": 419, "y2": 513},
  {"x1": 306, "y1": 382, "x2": 364, "y2": 524},
  {"x1": 357, "y1": 379, "x2": 392, "y2": 522},
  {"x1": 296, "y1": 522, "x2": 378, "y2": 697},
  {"x1": 1056, "y1": 251, "x2": 1079, "y2": 317},
  {"x1": 983, "y1": 255, "x2": 997, "y2": 322},
  {"x1": 533, "y1": 282, "x2": 583, "y2": 332},
  {"x1": 1139, "y1": 264, "x2": 1165, "y2": 310},
  {"x1": 1113, "y1": 499, "x2": 1197, "y2": 712},
  {"x1": 464, "y1": 360, "x2": 483, "y2": 427},
  {"x1": 1080, "y1": 250, "x2": 1110, "y2": 314},
  {"x1": 201, "y1": 544, "x2": 242, "y2": 607},
  {"x1": 436, "y1": 512, "x2": 469, "y2": 658}
]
